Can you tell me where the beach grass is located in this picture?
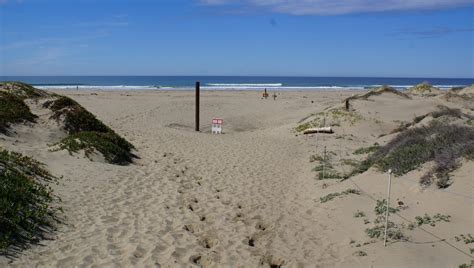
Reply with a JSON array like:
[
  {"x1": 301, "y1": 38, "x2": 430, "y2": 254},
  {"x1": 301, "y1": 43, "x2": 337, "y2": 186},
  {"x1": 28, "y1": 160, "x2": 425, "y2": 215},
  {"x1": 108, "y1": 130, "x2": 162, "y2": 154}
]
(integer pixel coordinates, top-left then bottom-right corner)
[
  {"x1": 0, "y1": 149, "x2": 61, "y2": 252},
  {"x1": 45, "y1": 96, "x2": 136, "y2": 165},
  {"x1": 350, "y1": 113, "x2": 474, "y2": 188},
  {"x1": 0, "y1": 81, "x2": 47, "y2": 99},
  {"x1": 0, "y1": 91, "x2": 37, "y2": 133}
]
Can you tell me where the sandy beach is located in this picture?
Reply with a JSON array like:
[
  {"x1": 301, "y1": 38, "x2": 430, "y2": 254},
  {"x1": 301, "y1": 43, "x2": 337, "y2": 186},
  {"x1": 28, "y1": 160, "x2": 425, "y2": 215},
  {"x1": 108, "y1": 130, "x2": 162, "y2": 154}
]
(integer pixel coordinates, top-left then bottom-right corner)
[{"x1": 1, "y1": 89, "x2": 473, "y2": 267}]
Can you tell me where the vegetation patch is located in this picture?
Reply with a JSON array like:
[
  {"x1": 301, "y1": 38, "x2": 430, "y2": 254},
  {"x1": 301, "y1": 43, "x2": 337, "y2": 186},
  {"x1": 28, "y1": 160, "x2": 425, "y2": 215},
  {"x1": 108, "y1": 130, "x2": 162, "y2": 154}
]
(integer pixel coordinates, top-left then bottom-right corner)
[
  {"x1": 407, "y1": 213, "x2": 450, "y2": 229},
  {"x1": 354, "y1": 143, "x2": 380, "y2": 155},
  {"x1": 312, "y1": 153, "x2": 344, "y2": 180},
  {"x1": 0, "y1": 149, "x2": 61, "y2": 253},
  {"x1": 45, "y1": 96, "x2": 135, "y2": 164},
  {"x1": 365, "y1": 222, "x2": 406, "y2": 241},
  {"x1": 345, "y1": 85, "x2": 411, "y2": 102},
  {"x1": 455, "y1": 234, "x2": 474, "y2": 244},
  {"x1": 0, "y1": 91, "x2": 37, "y2": 133},
  {"x1": 53, "y1": 131, "x2": 135, "y2": 164},
  {"x1": 406, "y1": 82, "x2": 441, "y2": 95},
  {"x1": 296, "y1": 107, "x2": 362, "y2": 132},
  {"x1": 0, "y1": 81, "x2": 47, "y2": 99},
  {"x1": 320, "y1": 189, "x2": 360, "y2": 203},
  {"x1": 350, "y1": 120, "x2": 474, "y2": 188}
]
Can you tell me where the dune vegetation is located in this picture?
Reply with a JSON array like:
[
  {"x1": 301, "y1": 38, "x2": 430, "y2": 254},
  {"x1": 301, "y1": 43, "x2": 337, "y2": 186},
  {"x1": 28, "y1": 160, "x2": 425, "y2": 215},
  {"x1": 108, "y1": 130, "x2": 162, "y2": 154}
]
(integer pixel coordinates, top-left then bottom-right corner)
[
  {"x1": 351, "y1": 120, "x2": 474, "y2": 188},
  {"x1": 0, "y1": 91, "x2": 37, "y2": 133},
  {"x1": 0, "y1": 149, "x2": 61, "y2": 253},
  {"x1": 45, "y1": 96, "x2": 136, "y2": 164}
]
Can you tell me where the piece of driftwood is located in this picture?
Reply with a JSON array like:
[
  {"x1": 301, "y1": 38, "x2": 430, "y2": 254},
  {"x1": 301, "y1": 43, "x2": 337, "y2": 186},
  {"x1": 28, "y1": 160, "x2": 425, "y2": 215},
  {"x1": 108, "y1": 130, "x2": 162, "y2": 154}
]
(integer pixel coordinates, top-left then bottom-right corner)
[{"x1": 303, "y1": 127, "x2": 334, "y2": 134}]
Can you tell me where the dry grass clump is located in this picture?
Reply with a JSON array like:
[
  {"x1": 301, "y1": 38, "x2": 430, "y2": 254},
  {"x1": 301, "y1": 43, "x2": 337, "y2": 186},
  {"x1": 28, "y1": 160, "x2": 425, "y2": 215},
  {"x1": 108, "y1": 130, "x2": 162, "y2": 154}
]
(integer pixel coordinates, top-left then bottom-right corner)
[
  {"x1": 390, "y1": 105, "x2": 472, "y2": 134},
  {"x1": 296, "y1": 107, "x2": 362, "y2": 132},
  {"x1": 0, "y1": 91, "x2": 37, "y2": 134},
  {"x1": 45, "y1": 96, "x2": 136, "y2": 164},
  {"x1": 0, "y1": 149, "x2": 61, "y2": 253},
  {"x1": 352, "y1": 121, "x2": 474, "y2": 188},
  {"x1": 406, "y1": 82, "x2": 442, "y2": 96},
  {"x1": 345, "y1": 85, "x2": 411, "y2": 102},
  {"x1": 320, "y1": 189, "x2": 360, "y2": 203}
]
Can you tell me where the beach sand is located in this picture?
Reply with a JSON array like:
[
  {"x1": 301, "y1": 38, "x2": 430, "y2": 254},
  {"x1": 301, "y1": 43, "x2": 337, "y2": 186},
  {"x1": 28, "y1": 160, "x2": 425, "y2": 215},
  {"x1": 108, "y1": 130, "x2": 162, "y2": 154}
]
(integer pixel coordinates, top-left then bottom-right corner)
[{"x1": 1, "y1": 89, "x2": 472, "y2": 267}]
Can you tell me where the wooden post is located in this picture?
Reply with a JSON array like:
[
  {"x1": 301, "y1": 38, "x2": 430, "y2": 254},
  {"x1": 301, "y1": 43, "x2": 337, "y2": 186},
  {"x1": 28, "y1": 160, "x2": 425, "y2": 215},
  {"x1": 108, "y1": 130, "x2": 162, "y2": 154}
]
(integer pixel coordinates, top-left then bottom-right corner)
[
  {"x1": 383, "y1": 169, "x2": 393, "y2": 247},
  {"x1": 322, "y1": 146, "x2": 326, "y2": 180},
  {"x1": 195, "y1": 81, "x2": 200, "y2": 132}
]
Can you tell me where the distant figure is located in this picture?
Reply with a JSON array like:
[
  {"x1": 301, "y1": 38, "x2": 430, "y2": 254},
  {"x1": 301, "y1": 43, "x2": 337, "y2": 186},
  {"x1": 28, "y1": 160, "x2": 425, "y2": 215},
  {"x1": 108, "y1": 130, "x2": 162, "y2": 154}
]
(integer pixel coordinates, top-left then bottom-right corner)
[
  {"x1": 77, "y1": 85, "x2": 79, "y2": 91},
  {"x1": 273, "y1": 92, "x2": 277, "y2": 100},
  {"x1": 263, "y1": 88, "x2": 269, "y2": 99}
]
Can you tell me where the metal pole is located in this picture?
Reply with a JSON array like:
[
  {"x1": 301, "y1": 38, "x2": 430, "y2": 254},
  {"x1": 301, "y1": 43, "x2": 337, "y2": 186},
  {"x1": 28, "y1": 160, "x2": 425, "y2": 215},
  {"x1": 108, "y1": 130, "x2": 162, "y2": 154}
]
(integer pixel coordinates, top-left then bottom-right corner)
[
  {"x1": 384, "y1": 169, "x2": 392, "y2": 247},
  {"x1": 195, "y1": 81, "x2": 200, "y2": 132}
]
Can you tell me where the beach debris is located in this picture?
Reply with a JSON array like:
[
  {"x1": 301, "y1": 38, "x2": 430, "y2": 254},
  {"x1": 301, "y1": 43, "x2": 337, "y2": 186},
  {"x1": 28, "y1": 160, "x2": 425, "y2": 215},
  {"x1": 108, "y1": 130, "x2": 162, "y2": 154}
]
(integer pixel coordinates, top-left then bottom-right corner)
[{"x1": 303, "y1": 127, "x2": 334, "y2": 135}]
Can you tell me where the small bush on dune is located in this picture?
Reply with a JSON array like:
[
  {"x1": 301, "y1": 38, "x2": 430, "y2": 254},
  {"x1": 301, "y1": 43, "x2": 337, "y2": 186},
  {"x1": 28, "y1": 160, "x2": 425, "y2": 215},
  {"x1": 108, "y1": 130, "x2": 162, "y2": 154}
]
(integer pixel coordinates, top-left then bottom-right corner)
[
  {"x1": 0, "y1": 81, "x2": 47, "y2": 99},
  {"x1": 0, "y1": 91, "x2": 37, "y2": 133},
  {"x1": 345, "y1": 85, "x2": 411, "y2": 102},
  {"x1": 46, "y1": 96, "x2": 135, "y2": 164},
  {"x1": 352, "y1": 121, "x2": 474, "y2": 188},
  {"x1": 45, "y1": 96, "x2": 110, "y2": 134},
  {"x1": 54, "y1": 132, "x2": 135, "y2": 164},
  {"x1": 0, "y1": 149, "x2": 61, "y2": 252}
]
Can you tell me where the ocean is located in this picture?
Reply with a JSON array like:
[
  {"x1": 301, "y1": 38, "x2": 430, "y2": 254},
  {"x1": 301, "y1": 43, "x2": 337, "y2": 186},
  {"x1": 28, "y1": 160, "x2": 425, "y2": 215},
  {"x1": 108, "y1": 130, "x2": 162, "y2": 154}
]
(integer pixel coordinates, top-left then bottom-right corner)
[{"x1": 1, "y1": 76, "x2": 473, "y2": 91}]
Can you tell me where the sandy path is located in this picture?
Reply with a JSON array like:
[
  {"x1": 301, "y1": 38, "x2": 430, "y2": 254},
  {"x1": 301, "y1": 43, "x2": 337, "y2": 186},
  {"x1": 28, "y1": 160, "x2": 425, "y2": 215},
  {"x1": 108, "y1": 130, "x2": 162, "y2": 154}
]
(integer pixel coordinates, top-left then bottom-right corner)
[{"x1": 2, "y1": 90, "x2": 472, "y2": 267}]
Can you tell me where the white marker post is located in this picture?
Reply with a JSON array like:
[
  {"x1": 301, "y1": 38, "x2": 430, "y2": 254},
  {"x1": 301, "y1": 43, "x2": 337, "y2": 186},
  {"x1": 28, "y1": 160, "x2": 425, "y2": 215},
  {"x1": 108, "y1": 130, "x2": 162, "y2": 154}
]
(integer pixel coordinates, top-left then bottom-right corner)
[{"x1": 383, "y1": 169, "x2": 393, "y2": 247}]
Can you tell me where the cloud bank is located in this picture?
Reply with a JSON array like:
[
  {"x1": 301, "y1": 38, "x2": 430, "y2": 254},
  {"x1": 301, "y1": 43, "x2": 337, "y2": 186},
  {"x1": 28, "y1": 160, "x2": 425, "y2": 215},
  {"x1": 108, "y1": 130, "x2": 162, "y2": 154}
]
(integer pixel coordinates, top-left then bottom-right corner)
[{"x1": 199, "y1": 0, "x2": 474, "y2": 15}]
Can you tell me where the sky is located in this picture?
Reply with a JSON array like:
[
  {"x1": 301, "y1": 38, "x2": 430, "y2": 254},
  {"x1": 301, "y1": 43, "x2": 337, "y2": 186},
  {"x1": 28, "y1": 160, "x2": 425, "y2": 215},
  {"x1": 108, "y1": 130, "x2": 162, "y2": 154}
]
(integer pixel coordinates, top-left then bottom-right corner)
[{"x1": 0, "y1": 0, "x2": 473, "y2": 78}]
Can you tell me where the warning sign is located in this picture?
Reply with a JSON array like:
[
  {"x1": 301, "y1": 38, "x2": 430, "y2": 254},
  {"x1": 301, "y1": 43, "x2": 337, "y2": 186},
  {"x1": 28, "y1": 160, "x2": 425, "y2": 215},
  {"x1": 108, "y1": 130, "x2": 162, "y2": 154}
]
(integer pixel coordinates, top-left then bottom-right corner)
[{"x1": 212, "y1": 118, "x2": 223, "y2": 134}]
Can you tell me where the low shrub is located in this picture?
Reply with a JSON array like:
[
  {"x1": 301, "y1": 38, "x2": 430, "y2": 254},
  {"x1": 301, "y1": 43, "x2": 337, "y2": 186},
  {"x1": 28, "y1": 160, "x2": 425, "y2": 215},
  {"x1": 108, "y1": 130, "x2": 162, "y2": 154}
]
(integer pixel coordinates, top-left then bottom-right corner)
[
  {"x1": 354, "y1": 143, "x2": 380, "y2": 155},
  {"x1": 46, "y1": 96, "x2": 135, "y2": 164},
  {"x1": 351, "y1": 121, "x2": 474, "y2": 188},
  {"x1": 414, "y1": 213, "x2": 450, "y2": 227},
  {"x1": 54, "y1": 131, "x2": 135, "y2": 165},
  {"x1": 0, "y1": 91, "x2": 37, "y2": 133},
  {"x1": 320, "y1": 189, "x2": 360, "y2": 203},
  {"x1": 0, "y1": 149, "x2": 61, "y2": 252},
  {"x1": 365, "y1": 222, "x2": 406, "y2": 241},
  {"x1": 0, "y1": 81, "x2": 47, "y2": 99}
]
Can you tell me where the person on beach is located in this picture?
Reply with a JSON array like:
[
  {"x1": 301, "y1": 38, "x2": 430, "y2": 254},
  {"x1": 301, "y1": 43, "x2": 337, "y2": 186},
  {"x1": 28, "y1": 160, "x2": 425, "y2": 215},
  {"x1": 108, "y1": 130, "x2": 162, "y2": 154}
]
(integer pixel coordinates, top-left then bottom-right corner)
[
  {"x1": 273, "y1": 92, "x2": 277, "y2": 100},
  {"x1": 263, "y1": 88, "x2": 268, "y2": 99}
]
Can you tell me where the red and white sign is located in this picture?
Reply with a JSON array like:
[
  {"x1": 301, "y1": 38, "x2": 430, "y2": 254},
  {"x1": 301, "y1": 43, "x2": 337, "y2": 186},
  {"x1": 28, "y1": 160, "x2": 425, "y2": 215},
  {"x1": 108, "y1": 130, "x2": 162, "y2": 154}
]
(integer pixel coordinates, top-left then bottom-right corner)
[
  {"x1": 212, "y1": 118, "x2": 223, "y2": 125},
  {"x1": 212, "y1": 118, "x2": 223, "y2": 134}
]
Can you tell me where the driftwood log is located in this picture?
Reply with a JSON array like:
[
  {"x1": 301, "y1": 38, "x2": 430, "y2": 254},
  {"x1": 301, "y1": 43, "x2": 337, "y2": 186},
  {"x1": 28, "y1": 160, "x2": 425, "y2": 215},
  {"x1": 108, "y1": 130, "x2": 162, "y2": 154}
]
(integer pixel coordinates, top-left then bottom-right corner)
[{"x1": 303, "y1": 127, "x2": 334, "y2": 135}]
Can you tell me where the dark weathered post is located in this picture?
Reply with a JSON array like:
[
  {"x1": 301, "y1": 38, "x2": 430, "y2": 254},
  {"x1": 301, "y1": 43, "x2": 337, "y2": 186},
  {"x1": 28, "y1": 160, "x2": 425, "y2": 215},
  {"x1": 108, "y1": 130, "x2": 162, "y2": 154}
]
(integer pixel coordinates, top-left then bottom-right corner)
[{"x1": 195, "y1": 81, "x2": 200, "y2": 131}]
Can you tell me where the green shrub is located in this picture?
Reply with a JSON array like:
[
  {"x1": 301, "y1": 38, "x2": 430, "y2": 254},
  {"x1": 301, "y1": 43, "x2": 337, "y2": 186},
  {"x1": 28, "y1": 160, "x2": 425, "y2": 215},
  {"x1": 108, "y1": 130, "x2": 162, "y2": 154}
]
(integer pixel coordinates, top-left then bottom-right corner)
[
  {"x1": 0, "y1": 91, "x2": 37, "y2": 133},
  {"x1": 365, "y1": 222, "x2": 405, "y2": 241},
  {"x1": 0, "y1": 149, "x2": 61, "y2": 252},
  {"x1": 46, "y1": 96, "x2": 110, "y2": 134},
  {"x1": 46, "y1": 96, "x2": 135, "y2": 164},
  {"x1": 54, "y1": 132, "x2": 135, "y2": 165},
  {"x1": 351, "y1": 121, "x2": 474, "y2": 188},
  {"x1": 354, "y1": 143, "x2": 380, "y2": 155},
  {"x1": 320, "y1": 189, "x2": 360, "y2": 203},
  {"x1": 374, "y1": 199, "x2": 399, "y2": 215},
  {"x1": 0, "y1": 81, "x2": 46, "y2": 99},
  {"x1": 414, "y1": 213, "x2": 450, "y2": 227}
]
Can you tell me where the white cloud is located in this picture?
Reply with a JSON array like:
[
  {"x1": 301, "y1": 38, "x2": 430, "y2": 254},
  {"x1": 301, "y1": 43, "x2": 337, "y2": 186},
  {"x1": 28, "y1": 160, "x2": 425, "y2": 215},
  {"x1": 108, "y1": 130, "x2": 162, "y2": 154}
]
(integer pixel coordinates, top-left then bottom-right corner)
[{"x1": 199, "y1": 0, "x2": 474, "y2": 15}]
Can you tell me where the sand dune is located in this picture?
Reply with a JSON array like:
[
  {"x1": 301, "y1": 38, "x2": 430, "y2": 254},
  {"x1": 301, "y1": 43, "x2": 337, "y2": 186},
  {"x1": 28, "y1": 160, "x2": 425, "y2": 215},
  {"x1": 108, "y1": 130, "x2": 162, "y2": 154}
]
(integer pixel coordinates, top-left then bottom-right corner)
[{"x1": 1, "y1": 89, "x2": 472, "y2": 267}]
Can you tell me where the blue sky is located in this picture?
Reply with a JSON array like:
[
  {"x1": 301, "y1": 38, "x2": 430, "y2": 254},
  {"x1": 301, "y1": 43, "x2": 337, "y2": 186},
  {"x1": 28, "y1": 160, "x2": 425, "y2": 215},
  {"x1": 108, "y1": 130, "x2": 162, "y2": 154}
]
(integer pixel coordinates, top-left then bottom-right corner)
[{"x1": 0, "y1": 0, "x2": 473, "y2": 77}]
